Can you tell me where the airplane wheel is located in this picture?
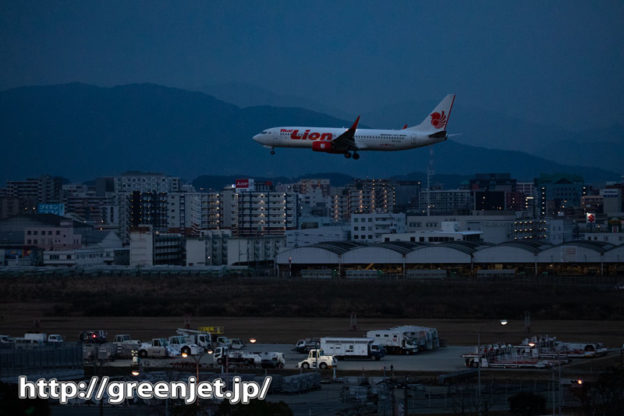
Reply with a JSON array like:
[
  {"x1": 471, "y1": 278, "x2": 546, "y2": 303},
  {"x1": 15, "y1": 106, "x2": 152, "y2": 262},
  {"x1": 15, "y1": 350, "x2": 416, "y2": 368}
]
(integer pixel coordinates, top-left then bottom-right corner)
[
  {"x1": 352, "y1": 153, "x2": 360, "y2": 160},
  {"x1": 270, "y1": 150, "x2": 275, "y2": 155},
  {"x1": 344, "y1": 152, "x2": 351, "y2": 159}
]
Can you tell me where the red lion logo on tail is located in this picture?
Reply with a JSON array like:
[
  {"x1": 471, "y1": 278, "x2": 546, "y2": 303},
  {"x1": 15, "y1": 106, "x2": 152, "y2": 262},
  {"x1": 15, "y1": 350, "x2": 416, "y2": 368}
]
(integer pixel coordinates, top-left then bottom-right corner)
[{"x1": 430, "y1": 111, "x2": 447, "y2": 129}]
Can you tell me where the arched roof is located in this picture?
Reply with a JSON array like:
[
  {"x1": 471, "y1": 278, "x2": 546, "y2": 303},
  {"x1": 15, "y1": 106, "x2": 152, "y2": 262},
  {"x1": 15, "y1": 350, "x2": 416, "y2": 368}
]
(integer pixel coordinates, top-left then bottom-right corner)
[
  {"x1": 342, "y1": 245, "x2": 406, "y2": 264},
  {"x1": 275, "y1": 246, "x2": 342, "y2": 264},
  {"x1": 603, "y1": 244, "x2": 624, "y2": 262},
  {"x1": 473, "y1": 241, "x2": 542, "y2": 263},
  {"x1": 405, "y1": 244, "x2": 472, "y2": 264},
  {"x1": 310, "y1": 241, "x2": 362, "y2": 255},
  {"x1": 537, "y1": 241, "x2": 609, "y2": 263}
]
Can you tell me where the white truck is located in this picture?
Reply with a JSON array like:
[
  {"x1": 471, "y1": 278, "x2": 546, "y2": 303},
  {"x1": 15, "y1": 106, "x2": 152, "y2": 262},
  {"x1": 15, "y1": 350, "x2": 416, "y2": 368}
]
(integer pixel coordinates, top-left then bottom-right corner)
[
  {"x1": 297, "y1": 349, "x2": 337, "y2": 369},
  {"x1": 320, "y1": 337, "x2": 385, "y2": 360},
  {"x1": 176, "y1": 328, "x2": 213, "y2": 351},
  {"x1": 390, "y1": 326, "x2": 440, "y2": 351},
  {"x1": 0, "y1": 335, "x2": 15, "y2": 347},
  {"x1": 113, "y1": 334, "x2": 141, "y2": 346},
  {"x1": 138, "y1": 338, "x2": 173, "y2": 358},
  {"x1": 366, "y1": 329, "x2": 419, "y2": 355},
  {"x1": 22, "y1": 333, "x2": 64, "y2": 345},
  {"x1": 47, "y1": 334, "x2": 64, "y2": 344},
  {"x1": 214, "y1": 347, "x2": 260, "y2": 367},
  {"x1": 167, "y1": 335, "x2": 202, "y2": 356},
  {"x1": 214, "y1": 336, "x2": 245, "y2": 350}
]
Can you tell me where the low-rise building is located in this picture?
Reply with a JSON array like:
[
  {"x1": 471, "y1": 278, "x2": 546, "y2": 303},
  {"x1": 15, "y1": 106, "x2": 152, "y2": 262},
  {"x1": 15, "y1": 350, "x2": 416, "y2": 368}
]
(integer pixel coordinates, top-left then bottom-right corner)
[{"x1": 351, "y1": 212, "x2": 405, "y2": 242}]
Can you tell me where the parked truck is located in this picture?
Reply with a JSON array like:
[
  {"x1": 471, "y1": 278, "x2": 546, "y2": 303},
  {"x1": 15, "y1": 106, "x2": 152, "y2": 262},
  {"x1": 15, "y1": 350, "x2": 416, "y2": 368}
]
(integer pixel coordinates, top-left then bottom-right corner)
[
  {"x1": 320, "y1": 337, "x2": 385, "y2": 360},
  {"x1": 214, "y1": 347, "x2": 259, "y2": 367},
  {"x1": 138, "y1": 338, "x2": 173, "y2": 358},
  {"x1": 390, "y1": 326, "x2": 440, "y2": 351},
  {"x1": 294, "y1": 338, "x2": 320, "y2": 353},
  {"x1": 366, "y1": 329, "x2": 419, "y2": 355},
  {"x1": 167, "y1": 336, "x2": 202, "y2": 356},
  {"x1": 297, "y1": 349, "x2": 337, "y2": 369},
  {"x1": 176, "y1": 328, "x2": 213, "y2": 351}
]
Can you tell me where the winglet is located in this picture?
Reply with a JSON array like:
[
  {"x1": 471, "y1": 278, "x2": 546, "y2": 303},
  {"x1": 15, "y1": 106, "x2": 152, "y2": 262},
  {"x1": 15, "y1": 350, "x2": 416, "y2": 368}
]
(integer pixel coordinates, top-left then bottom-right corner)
[
  {"x1": 402, "y1": 124, "x2": 408, "y2": 129},
  {"x1": 350, "y1": 116, "x2": 360, "y2": 131}
]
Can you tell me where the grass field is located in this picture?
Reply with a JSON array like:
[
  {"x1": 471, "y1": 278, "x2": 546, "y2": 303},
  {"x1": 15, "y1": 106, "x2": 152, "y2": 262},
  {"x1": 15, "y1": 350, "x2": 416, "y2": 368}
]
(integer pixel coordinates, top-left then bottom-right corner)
[{"x1": 0, "y1": 275, "x2": 623, "y2": 347}]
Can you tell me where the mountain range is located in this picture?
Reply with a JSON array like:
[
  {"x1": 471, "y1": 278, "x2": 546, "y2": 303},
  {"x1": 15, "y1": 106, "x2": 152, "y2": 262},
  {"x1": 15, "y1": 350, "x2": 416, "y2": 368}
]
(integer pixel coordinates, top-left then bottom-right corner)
[{"x1": 0, "y1": 83, "x2": 620, "y2": 185}]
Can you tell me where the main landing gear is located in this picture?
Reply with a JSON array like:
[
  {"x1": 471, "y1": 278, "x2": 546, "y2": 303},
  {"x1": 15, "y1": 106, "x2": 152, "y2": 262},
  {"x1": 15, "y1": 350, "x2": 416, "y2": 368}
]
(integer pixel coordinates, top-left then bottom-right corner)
[
  {"x1": 270, "y1": 148, "x2": 275, "y2": 155},
  {"x1": 344, "y1": 152, "x2": 360, "y2": 160}
]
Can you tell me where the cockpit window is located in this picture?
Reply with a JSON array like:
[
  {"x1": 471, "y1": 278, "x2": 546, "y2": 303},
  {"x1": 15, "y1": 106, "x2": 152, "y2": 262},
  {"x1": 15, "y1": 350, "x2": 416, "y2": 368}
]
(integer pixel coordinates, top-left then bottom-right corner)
[{"x1": 262, "y1": 130, "x2": 269, "y2": 134}]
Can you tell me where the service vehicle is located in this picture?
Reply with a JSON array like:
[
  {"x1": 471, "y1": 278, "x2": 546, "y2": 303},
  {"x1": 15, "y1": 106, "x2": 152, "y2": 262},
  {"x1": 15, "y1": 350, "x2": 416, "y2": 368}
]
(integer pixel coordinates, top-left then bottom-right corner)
[
  {"x1": 138, "y1": 338, "x2": 172, "y2": 358},
  {"x1": 214, "y1": 336, "x2": 244, "y2": 349},
  {"x1": 24, "y1": 333, "x2": 47, "y2": 343},
  {"x1": 47, "y1": 334, "x2": 64, "y2": 344},
  {"x1": 0, "y1": 335, "x2": 15, "y2": 347},
  {"x1": 113, "y1": 334, "x2": 141, "y2": 345},
  {"x1": 167, "y1": 336, "x2": 202, "y2": 356},
  {"x1": 390, "y1": 326, "x2": 440, "y2": 351},
  {"x1": 259, "y1": 352, "x2": 286, "y2": 369},
  {"x1": 294, "y1": 338, "x2": 320, "y2": 353},
  {"x1": 320, "y1": 337, "x2": 385, "y2": 360},
  {"x1": 297, "y1": 349, "x2": 337, "y2": 369},
  {"x1": 176, "y1": 328, "x2": 213, "y2": 351},
  {"x1": 213, "y1": 347, "x2": 260, "y2": 367},
  {"x1": 80, "y1": 330, "x2": 107, "y2": 344},
  {"x1": 366, "y1": 329, "x2": 419, "y2": 355}
]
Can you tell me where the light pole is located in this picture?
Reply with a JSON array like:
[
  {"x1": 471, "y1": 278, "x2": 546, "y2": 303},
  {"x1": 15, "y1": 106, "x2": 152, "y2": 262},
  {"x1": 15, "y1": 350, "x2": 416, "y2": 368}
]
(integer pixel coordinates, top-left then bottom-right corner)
[
  {"x1": 182, "y1": 349, "x2": 214, "y2": 383},
  {"x1": 477, "y1": 319, "x2": 508, "y2": 416}
]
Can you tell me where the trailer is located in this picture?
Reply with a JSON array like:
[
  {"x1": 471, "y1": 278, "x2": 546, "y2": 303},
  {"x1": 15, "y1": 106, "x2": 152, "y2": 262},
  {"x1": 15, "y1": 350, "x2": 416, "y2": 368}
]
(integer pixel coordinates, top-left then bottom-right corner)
[
  {"x1": 519, "y1": 335, "x2": 608, "y2": 359},
  {"x1": 390, "y1": 326, "x2": 440, "y2": 351},
  {"x1": 320, "y1": 337, "x2": 384, "y2": 360},
  {"x1": 366, "y1": 329, "x2": 419, "y2": 355}
]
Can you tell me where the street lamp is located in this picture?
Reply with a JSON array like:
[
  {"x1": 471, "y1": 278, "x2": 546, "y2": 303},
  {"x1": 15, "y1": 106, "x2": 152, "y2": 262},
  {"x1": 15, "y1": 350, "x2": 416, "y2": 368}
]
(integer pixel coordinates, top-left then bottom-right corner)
[{"x1": 182, "y1": 349, "x2": 214, "y2": 383}]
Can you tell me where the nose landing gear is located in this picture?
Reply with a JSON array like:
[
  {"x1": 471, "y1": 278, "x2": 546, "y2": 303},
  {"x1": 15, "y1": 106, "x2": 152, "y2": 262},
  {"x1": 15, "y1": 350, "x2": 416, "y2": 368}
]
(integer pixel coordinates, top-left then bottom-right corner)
[{"x1": 270, "y1": 148, "x2": 275, "y2": 155}]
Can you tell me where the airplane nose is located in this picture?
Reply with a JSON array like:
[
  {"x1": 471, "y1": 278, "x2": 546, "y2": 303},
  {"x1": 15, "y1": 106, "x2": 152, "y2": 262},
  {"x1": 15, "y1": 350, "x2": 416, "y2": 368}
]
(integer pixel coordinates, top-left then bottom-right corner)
[{"x1": 252, "y1": 134, "x2": 262, "y2": 143}]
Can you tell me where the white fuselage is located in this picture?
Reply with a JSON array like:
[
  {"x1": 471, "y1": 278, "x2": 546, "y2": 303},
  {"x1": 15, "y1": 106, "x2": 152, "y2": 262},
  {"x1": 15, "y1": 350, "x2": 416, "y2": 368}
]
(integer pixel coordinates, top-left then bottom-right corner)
[{"x1": 253, "y1": 126, "x2": 445, "y2": 151}]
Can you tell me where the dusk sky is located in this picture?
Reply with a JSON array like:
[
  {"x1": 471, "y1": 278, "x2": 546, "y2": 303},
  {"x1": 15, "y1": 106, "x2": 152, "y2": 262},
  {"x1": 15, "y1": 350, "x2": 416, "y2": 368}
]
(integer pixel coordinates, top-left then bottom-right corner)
[{"x1": 1, "y1": 1, "x2": 623, "y2": 131}]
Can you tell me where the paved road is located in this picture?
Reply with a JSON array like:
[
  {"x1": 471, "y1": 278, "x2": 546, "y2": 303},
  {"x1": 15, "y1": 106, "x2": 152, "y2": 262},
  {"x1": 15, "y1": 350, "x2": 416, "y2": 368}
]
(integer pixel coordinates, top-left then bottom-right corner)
[
  {"x1": 106, "y1": 343, "x2": 471, "y2": 373},
  {"x1": 247, "y1": 344, "x2": 469, "y2": 372}
]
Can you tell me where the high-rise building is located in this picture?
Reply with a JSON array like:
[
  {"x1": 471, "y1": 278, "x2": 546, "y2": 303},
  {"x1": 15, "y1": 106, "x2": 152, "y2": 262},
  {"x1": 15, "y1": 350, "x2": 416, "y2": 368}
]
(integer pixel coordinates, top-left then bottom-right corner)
[
  {"x1": 233, "y1": 191, "x2": 299, "y2": 236},
  {"x1": 329, "y1": 179, "x2": 396, "y2": 221},
  {"x1": 114, "y1": 172, "x2": 180, "y2": 193},
  {"x1": 534, "y1": 174, "x2": 585, "y2": 217},
  {"x1": 418, "y1": 189, "x2": 473, "y2": 215}
]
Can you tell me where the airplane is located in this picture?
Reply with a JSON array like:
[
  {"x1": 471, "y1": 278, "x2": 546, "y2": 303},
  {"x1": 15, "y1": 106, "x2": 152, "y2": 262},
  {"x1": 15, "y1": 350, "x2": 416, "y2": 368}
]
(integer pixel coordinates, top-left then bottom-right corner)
[{"x1": 252, "y1": 94, "x2": 455, "y2": 160}]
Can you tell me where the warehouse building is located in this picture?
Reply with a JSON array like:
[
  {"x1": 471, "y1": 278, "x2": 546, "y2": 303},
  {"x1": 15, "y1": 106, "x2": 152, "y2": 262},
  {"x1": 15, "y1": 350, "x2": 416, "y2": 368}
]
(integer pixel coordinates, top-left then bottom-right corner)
[{"x1": 275, "y1": 240, "x2": 624, "y2": 277}]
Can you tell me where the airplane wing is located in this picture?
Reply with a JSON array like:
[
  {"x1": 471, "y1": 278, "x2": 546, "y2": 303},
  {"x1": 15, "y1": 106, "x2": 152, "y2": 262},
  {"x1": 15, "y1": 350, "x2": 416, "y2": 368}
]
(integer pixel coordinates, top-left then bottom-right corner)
[{"x1": 330, "y1": 116, "x2": 360, "y2": 151}]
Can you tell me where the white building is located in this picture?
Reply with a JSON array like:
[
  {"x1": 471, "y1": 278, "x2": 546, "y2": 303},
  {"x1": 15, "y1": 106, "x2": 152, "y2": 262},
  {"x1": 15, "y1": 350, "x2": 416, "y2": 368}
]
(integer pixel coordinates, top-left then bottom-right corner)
[
  {"x1": 351, "y1": 212, "x2": 405, "y2": 242},
  {"x1": 114, "y1": 172, "x2": 180, "y2": 193},
  {"x1": 233, "y1": 191, "x2": 299, "y2": 236},
  {"x1": 407, "y1": 214, "x2": 515, "y2": 244},
  {"x1": 286, "y1": 225, "x2": 349, "y2": 248},
  {"x1": 129, "y1": 226, "x2": 154, "y2": 266},
  {"x1": 226, "y1": 236, "x2": 286, "y2": 265},
  {"x1": 383, "y1": 222, "x2": 482, "y2": 243},
  {"x1": 167, "y1": 192, "x2": 200, "y2": 233},
  {"x1": 186, "y1": 230, "x2": 231, "y2": 266}
]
